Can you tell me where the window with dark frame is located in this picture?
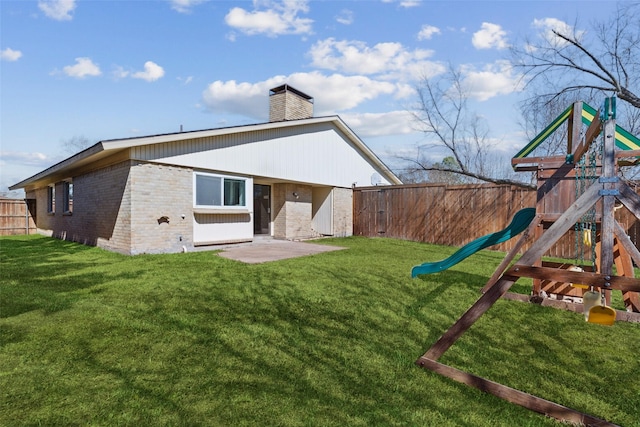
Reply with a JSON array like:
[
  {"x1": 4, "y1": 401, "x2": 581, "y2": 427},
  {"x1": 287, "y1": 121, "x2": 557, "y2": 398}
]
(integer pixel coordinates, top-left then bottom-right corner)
[
  {"x1": 47, "y1": 185, "x2": 55, "y2": 214},
  {"x1": 63, "y1": 181, "x2": 73, "y2": 214}
]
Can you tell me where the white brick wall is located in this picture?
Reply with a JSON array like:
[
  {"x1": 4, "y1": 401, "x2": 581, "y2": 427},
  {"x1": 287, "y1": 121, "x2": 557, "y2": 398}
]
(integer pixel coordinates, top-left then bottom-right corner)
[
  {"x1": 129, "y1": 163, "x2": 193, "y2": 254},
  {"x1": 332, "y1": 187, "x2": 353, "y2": 237}
]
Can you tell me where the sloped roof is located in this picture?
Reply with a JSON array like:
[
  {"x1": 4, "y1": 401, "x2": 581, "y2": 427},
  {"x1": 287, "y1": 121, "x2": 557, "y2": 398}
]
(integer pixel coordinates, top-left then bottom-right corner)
[
  {"x1": 513, "y1": 102, "x2": 640, "y2": 160},
  {"x1": 10, "y1": 116, "x2": 401, "y2": 190}
]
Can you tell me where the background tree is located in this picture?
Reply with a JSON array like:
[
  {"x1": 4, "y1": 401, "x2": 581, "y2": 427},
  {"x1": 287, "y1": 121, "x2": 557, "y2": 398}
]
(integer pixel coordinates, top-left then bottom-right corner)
[
  {"x1": 397, "y1": 66, "x2": 532, "y2": 188},
  {"x1": 61, "y1": 135, "x2": 94, "y2": 156},
  {"x1": 514, "y1": 2, "x2": 639, "y2": 108}
]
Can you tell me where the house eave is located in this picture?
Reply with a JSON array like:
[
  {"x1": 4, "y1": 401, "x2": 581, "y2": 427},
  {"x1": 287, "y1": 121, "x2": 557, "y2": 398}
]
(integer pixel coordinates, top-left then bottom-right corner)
[{"x1": 9, "y1": 143, "x2": 107, "y2": 191}]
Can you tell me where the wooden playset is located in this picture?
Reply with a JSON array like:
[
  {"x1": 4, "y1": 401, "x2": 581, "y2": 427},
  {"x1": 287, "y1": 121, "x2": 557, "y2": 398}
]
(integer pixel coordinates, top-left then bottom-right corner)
[{"x1": 412, "y1": 98, "x2": 640, "y2": 425}]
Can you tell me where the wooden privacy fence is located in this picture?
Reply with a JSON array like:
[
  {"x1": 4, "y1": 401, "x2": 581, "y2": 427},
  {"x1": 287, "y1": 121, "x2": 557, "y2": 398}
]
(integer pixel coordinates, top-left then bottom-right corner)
[
  {"x1": 0, "y1": 198, "x2": 36, "y2": 236},
  {"x1": 353, "y1": 183, "x2": 640, "y2": 259}
]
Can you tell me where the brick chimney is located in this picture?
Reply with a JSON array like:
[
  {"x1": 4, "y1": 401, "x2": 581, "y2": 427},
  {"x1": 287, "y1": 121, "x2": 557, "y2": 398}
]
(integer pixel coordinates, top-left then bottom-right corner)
[{"x1": 269, "y1": 84, "x2": 314, "y2": 122}]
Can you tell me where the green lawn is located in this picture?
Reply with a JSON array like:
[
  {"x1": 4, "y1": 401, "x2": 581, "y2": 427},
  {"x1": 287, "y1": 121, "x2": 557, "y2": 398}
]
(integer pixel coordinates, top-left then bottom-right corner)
[{"x1": 1, "y1": 235, "x2": 638, "y2": 426}]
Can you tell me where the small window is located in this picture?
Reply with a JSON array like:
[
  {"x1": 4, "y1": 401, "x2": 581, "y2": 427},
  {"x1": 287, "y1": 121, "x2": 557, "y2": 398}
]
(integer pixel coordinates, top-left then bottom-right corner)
[
  {"x1": 63, "y1": 181, "x2": 73, "y2": 214},
  {"x1": 47, "y1": 185, "x2": 55, "y2": 214},
  {"x1": 224, "y1": 179, "x2": 245, "y2": 206},
  {"x1": 194, "y1": 173, "x2": 247, "y2": 208}
]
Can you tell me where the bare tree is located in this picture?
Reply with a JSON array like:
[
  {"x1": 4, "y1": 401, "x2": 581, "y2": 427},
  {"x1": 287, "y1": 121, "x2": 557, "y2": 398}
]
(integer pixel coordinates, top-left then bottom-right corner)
[
  {"x1": 398, "y1": 66, "x2": 533, "y2": 189},
  {"x1": 61, "y1": 135, "x2": 94, "y2": 156},
  {"x1": 513, "y1": 2, "x2": 639, "y2": 110}
]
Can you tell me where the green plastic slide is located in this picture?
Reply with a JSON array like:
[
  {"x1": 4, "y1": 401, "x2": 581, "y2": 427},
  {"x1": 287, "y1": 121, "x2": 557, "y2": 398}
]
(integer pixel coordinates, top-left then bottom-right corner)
[{"x1": 411, "y1": 207, "x2": 536, "y2": 278}]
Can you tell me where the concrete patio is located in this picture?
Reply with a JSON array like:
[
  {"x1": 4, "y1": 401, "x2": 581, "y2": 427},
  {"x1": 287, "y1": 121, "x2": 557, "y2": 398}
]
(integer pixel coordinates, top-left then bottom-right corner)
[{"x1": 213, "y1": 238, "x2": 346, "y2": 264}]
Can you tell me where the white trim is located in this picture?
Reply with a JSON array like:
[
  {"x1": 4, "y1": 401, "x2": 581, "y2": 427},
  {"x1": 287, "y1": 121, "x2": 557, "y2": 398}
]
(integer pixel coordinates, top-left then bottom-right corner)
[{"x1": 193, "y1": 208, "x2": 250, "y2": 214}]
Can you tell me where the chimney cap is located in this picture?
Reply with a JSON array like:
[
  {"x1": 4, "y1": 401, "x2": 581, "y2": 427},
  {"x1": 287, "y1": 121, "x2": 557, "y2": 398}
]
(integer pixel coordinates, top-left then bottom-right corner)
[{"x1": 269, "y1": 84, "x2": 313, "y2": 102}]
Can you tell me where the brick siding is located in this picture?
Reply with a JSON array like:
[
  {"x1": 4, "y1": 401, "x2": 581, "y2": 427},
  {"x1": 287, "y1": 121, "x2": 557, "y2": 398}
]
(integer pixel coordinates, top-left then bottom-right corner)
[
  {"x1": 332, "y1": 187, "x2": 353, "y2": 237},
  {"x1": 272, "y1": 183, "x2": 314, "y2": 240},
  {"x1": 129, "y1": 162, "x2": 193, "y2": 254},
  {"x1": 269, "y1": 91, "x2": 313, "y2": 122}
]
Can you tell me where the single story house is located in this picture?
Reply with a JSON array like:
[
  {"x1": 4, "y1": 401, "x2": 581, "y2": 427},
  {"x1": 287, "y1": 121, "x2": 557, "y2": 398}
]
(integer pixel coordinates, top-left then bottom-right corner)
[{"x1": 10, "y1": 85, "x2": 401, "y2": 254}]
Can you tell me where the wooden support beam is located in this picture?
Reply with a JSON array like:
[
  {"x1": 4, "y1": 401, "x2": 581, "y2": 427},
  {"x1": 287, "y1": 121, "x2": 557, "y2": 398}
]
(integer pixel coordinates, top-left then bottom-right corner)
[
  {"x1": 501, "y1": 292, "x2": 640, "y2": 322},
  {"x1": 415, "y1": 357, "x2": 620, "y2": 427},
  {"x1": 512, "y1": 155, "x2": 568, "y2": 165},
  {"x1": 513, "y1": 164, "x2": 539, "y2": 172},
  {"x1": 573, "y1": 111, "x2": 602, "y2": 162},
  {"x1": 599, "y1": 119, "x2": 617, "y2": 282},
  {"x1": 616, "y1": 181, "x2": 640, "y2": 219},
  {"x1": 568, "y1": 101, "x2": 583, "y2": 154},
  {"x1": 615, "y1": 149, "x2": 640, "y2": 159},
  {"x1": 613, "y1": 220, "x2": 640, "y2": 266},
  {"x1": 504, "y1": 265, "x2": 640, "y2": 293},
  {"x1": 511, "y1": 155, "x2": 568, "y2": 170}
]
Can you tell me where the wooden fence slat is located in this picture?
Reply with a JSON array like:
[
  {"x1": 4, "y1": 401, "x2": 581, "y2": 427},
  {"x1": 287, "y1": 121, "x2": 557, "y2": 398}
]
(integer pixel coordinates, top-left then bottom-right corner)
[
  {"x1": 353, "y1": 183, "x2": 640, "y2": 259},
  {"x1": 0, "y1": 198, "x2": 36, "y2": 236}
]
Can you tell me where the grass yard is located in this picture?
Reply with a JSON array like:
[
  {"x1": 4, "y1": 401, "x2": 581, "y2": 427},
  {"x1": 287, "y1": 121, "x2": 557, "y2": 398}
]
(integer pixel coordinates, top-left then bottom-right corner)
[{"x1": 1, "y1": 235, "x2": 639, "y2": 426}]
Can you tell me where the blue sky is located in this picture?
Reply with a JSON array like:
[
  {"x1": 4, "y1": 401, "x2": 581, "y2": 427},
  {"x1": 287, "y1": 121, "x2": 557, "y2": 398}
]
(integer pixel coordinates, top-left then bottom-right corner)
[{"x1": 1, "y1": 0, "x2": 608, "y2": 195}]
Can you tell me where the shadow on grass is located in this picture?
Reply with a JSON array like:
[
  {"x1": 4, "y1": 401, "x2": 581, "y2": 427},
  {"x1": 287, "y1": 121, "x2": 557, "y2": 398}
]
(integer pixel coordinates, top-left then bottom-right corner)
[
  {"x1": 0, "y1": 236, "x2": 143, "y2": 318},
  {"x1": 124, "y1": 263, "x2": 535, "y2": 426}
]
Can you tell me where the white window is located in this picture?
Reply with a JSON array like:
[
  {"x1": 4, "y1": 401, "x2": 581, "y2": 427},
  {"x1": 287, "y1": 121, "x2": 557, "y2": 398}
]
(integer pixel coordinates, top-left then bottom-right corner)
[
  {"x1": 194, "y1": 173, "x2": 247, "y2": 208},
  {"x1": 47, "y1": 185, "x2": 55, "y2": 214},
  {"x1": 63, "y1": 181, "x2": 73, "y2": 214}
]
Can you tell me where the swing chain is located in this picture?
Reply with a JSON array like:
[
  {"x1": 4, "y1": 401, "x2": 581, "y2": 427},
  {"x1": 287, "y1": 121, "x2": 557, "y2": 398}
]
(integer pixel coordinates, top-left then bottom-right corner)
[{"x1": 574, "y1": 124, "x2": 602, "y2": 267}]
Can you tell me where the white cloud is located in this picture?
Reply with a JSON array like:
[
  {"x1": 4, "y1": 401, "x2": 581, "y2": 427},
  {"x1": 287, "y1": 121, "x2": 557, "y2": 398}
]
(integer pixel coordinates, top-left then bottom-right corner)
[
  {"x1": 63, "y1": 57, "x2": 101, "y2": 78},
  {"x1": 0, "y1": 151, "x2": 52, "y2": 167},
  {"x1": 202, "y1": 72, "x2": 410, "y2": 120},
  {"x1": 417, "y1": 25, "x2": 440, "y2": 41},
  {"x1": 170, "y1": 0, "x2": 206, "y2": 13},
  {"x1": 460, "y1": 60, "x2": 524, "y2": 101},
  {"x1": 472, "y1": 22, "x2": 509, "y2": 50},
  {"x1": 132, "y1": 61, "x2": 165, "y2": 82},
  {"x1": 38, "y1": 0, "x2": 76, "y2": 21},
  {"x1": 112, "y1": 62, "x2": 165, "y2": 82},
  {"x1": 335, "y1": 9, "x2": 353, "y2": 25},
  {"x1": 308, "y1": 38, "x2": 443, "y2": 81},
  {"x1": 340, "y1": 111, "x2": 416, "y2": 137},
  {"x1": 112, "y1": 66, "x2": 130, "y2": 79},
  {"x1": 1, "y1": 48, "x2": 22, "y2": 62},
  {"x1": 224, "y1": 0, "x2": 313, "y2": 37},
  {"x1": 532, "y1": 18, "x2": 584, "y2": 47},
  {"x1": 399, "y1": 1, "x2": 420, "y2": 8}
]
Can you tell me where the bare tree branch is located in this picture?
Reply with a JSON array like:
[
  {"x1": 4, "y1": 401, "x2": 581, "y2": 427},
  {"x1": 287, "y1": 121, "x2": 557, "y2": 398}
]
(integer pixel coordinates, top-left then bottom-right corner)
[
  {"x1": 399, "y1": 66, "x2": 531, "y2": 188},
  {"x1": 514, "y1": 3, "x2": 640, "y2": 161},
  {"x1": 512, "y1": 3, "x2": 640, "y2": 109}
]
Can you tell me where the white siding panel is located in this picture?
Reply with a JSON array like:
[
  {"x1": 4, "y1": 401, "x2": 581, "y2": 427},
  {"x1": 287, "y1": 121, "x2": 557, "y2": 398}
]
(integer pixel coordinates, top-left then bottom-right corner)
[
  {"x1": 132, "y1": 123, "x2": 391, "y2": 188},
  {"x1": 193, "y1": 213, "x2": 253, "y2": 244}
]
